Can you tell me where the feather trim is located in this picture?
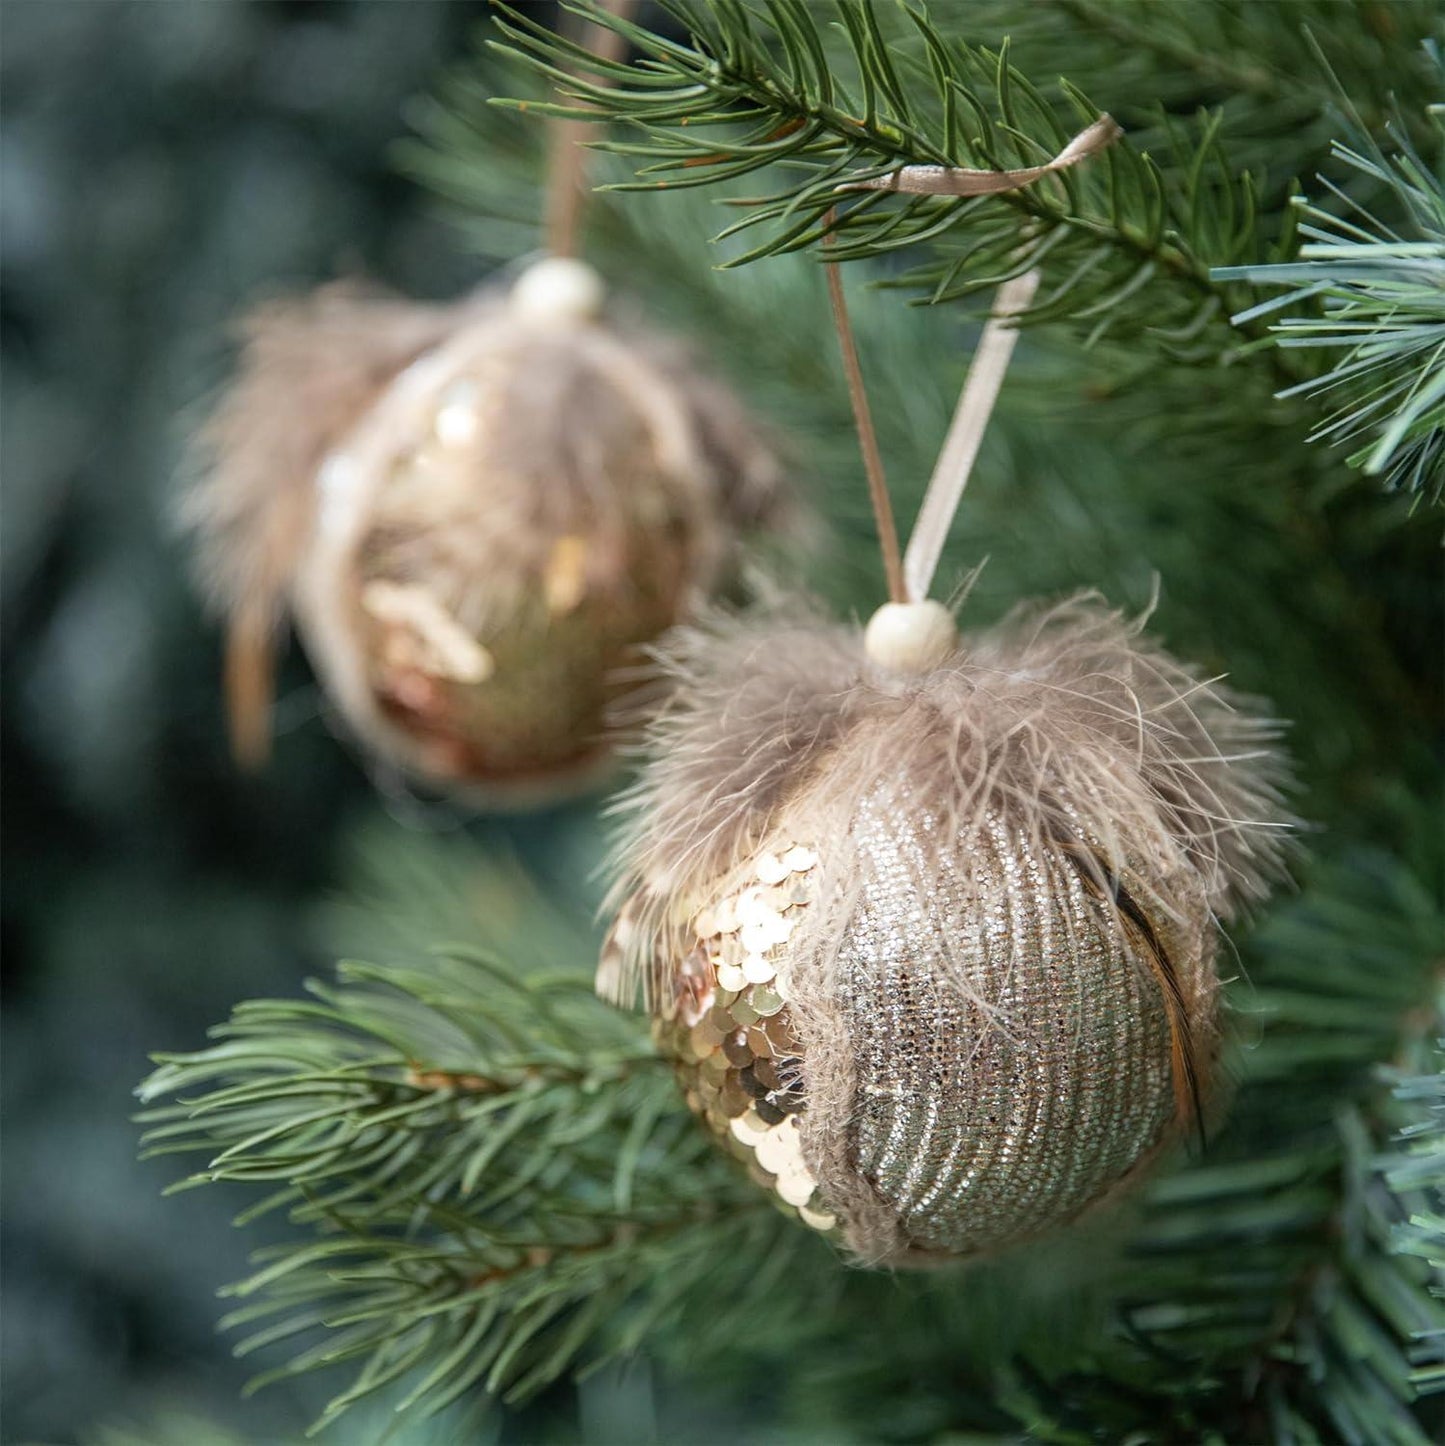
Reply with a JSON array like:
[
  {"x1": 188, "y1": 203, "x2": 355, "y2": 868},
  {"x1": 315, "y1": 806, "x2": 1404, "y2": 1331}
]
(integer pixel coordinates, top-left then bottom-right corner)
[{"x1": 602, "y1": 591, "x2": 1293, "y2": 1008}]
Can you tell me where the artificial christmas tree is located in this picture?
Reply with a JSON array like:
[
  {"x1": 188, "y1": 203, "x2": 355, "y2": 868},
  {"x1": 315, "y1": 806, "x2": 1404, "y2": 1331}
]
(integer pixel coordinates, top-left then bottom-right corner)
[{"x1": 140, "y1": 3, "x2": 1443, "y2": 1441}]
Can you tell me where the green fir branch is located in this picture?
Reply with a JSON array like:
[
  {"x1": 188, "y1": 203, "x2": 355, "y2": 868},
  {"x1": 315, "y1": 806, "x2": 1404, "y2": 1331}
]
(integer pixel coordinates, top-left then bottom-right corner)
[
  {"x1": 136, "y1": 854, "x2": 838, "y2": 1431},
  {"x1": 488, "y1": 0, "x2": 1279, "y2": 357},
  {"x1": 1001, "y1": 1, "x2": 1441, "y2": 154},
  {"x1": 1124, "y1": 853, "x2": 1445, "y2": 1443},
  {"x1": 1217, "y1": 109, "x2": 1445, "y2": 500},
  {"x1": 136, "y1": 951, "x2": 815, "y2": 1426}
]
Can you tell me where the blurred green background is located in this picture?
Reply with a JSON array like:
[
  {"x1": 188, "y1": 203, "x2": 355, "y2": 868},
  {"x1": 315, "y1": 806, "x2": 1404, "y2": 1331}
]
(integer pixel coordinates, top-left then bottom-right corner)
[{"x1": 1, "y1": 3, "x2": 503, "y2": 1439}]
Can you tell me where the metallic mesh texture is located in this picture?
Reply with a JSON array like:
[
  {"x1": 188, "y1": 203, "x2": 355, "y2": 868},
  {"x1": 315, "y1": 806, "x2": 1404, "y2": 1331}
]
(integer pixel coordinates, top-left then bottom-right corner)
[
  {"x1": 637, "y1": 796, "x2": 1197, "y2": 1263},
  {"x1": 833, "y1": 790, "x2": 1176, "y2": 1256}
]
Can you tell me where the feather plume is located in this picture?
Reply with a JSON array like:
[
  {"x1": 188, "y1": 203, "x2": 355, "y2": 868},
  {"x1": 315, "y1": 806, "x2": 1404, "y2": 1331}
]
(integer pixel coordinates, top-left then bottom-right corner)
[
  {"x1": 180, "y1": 284, "x2": 469, "y2": 765},
  {"x1": 181, "y1": 282, "x2": 469, "y2": 625},
  {"x1": 605, "y1": 589, "x2": 1294, "y2": 1008}
]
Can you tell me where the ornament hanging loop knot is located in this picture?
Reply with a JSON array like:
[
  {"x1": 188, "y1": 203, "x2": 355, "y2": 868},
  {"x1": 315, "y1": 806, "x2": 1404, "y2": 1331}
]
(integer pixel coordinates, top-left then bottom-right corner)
[{"x1": 836, "y1": 115, "x2": 1122, "y2": 198}]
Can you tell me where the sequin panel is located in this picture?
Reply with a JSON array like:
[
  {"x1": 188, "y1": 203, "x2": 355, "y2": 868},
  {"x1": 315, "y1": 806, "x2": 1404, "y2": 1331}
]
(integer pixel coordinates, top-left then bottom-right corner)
[
  {"x1": 838, "y1": 790, "x2": 1175, "y2": 1254},
  {"x1": 652, "y1": 844, "x2": 837, "y2": 1234}
]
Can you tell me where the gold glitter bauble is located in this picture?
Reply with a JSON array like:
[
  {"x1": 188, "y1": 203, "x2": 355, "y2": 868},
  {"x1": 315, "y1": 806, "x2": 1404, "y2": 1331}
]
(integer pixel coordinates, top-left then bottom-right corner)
[
  {"x1": 185, "y1": 266, "x2": 791, "y2": 804},
  {"x1": 601, "y1": 598, "x2": 1292, "y2": 1265},
  {"x1": 294, "y1": 309, "x2": 709, "y2": 801}
]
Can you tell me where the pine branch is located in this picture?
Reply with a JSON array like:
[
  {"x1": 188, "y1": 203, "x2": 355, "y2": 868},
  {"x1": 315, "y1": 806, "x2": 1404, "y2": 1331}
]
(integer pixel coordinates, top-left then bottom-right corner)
[
  {"x1": 136, "y1": 855, "x2": 839, "y2": 1430},
  {"x1": 1217, "y1": 110, "x2": 1445, "y2": 500},
  {"x1": 1053, "y1": 0, "x2": 1303, "y2": 105},
  {"x1": 488, "y1": 0, "x2": 1284, "y2": 360},
  {"x1": 807, "y1": 1, "x2": 1441, "y2": 225},
  {"x1": 1119, "y1": 852, "x2": 1445, "y2": 1441},
  {"x1": 1041, "y1": 0, "x2": 1441, "y2": 139}
]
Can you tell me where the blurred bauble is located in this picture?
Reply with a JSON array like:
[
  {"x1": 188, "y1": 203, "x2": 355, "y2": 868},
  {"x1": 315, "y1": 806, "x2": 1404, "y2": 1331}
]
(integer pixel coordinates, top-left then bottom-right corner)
[
  {"x1": 184, "y1": 257, "x2": 793, "y2": 804},
  {"x1": 600, "y1": 595, "x2": 1292, "y2": 1264}
]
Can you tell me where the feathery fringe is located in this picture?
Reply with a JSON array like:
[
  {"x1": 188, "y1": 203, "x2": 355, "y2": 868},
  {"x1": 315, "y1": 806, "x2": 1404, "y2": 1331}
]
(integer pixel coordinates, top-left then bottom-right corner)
[
  {"x1": 180, "y1": 282, "x2": 469, "y2": 626},
  {"x1": 603, "y1": 590, "x2": 1294, "y2": 1009}
]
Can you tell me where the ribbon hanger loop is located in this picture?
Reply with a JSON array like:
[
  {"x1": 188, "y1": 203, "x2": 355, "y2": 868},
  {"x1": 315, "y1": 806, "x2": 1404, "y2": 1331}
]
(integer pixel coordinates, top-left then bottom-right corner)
[{"x1": 903, "y1": 270, "x2": 1040, "y2": 605}]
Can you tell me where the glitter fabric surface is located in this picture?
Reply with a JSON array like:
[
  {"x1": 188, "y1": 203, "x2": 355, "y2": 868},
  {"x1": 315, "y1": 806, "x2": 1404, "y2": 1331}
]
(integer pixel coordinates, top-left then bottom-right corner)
[
  {"x1": 644, "y1": 797, "x2": 1184, "y2": 1261},
  {"x1": 833, "y1": 792, "x2": 1175, "y2": 1256},
  {"x1": 650, "y1": 844, "x2": 839, "y2": 1234}
]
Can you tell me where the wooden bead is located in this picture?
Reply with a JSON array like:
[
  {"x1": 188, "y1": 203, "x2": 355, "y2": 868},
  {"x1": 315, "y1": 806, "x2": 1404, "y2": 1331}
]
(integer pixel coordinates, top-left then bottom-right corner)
[{"x1": 863, "y1": 600, "x2": 957, "y2": 674}]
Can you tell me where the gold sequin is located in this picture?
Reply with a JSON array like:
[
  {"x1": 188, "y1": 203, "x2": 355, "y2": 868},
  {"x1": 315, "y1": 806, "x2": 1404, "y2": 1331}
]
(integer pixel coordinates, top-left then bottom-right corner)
[
  {"x1": 750, "y1": 985, "x2": 784, "y2": 1016},
  {"x1": 542, "y1": 534, "x2": 589, "y2": 616},
  {"x1": 755, "y1": 852, "x2": 789, "y2": 884},
  {"x1": 798, "y1": 1204, "x2": 837, "y2": 1231},
  {"x1": 655, "y1": 840, "x2": 835, "y2": 1236},
  {"x1": 433, "y1": 379, "x2": 480, "y2": 447},
  {"x1": 716, "y1": 962, "x2": 748, "y2": 992},
  {"x1": 741, "y1": 953, "x2": 776, "y2": 984}
]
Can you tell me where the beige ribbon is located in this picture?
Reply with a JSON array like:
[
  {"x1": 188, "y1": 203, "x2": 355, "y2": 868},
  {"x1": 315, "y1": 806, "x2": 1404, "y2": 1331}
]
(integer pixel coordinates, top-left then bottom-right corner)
[
  {"x1": 827, "y1": 114, "x2": 1121, "y2": 602},
  {"x1": 839, "y1": 115, "x2": 1122, "y2": 197},
  {"x1": 903, "y1": 270, "x2": 1041, "y2": 603}
]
